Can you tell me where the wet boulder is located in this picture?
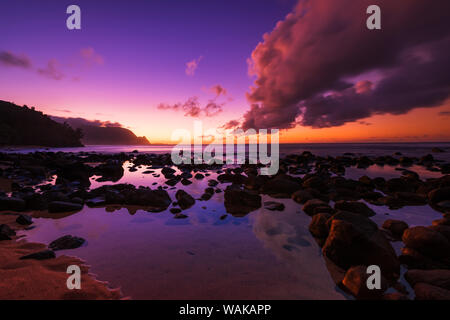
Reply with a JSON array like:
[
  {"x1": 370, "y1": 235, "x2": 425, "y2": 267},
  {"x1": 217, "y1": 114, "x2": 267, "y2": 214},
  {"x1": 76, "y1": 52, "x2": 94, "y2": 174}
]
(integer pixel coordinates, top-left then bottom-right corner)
[
  {"x1": 224, "y1": 186, "x2": 261, "y2": 216},
  {"x1": 413, "y1": 283, "x2": 450, "y2": 300},
  {"x1": 405, "y1": 269, "x2": 450, "y2": 290},
  {"x1": 302, "y1": 199, "x2": 331, "y2": 216},
  {"x1": 322, "y1": 219, "x2": 400, "y2": 280},
  {"x1": 309, "y1": 213, "x2": 331, "y2": 240},
  {"x1": 382, "y1": 219, "x2": 409, "y2": 239},
  {"x1": 263, "y1": 201, "x2": 285, "y2": 211},
  {"x1": 402, "y1": 226, "x2": 450, "y2": 260},
  {"x1": 334, "y1": 200, "x2": 376, "y2": 217},
  {"x1": 259, "y1": 175, "x2": 301, "y2": 198}
]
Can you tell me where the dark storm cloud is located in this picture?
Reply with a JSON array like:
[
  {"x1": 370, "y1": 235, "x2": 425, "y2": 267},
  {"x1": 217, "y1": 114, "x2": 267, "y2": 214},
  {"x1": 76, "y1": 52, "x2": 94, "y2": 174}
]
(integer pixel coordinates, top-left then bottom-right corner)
[{"x1": 242, "y1": 0, "x2": 450, "y2": 129}]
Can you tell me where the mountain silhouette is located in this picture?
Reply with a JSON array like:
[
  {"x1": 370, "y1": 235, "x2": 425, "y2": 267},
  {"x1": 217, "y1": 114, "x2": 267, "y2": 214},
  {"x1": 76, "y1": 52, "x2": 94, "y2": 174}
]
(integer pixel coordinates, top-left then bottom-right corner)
[{"x1": 0, "y1": 100, "x2": 83, "y2": 147}]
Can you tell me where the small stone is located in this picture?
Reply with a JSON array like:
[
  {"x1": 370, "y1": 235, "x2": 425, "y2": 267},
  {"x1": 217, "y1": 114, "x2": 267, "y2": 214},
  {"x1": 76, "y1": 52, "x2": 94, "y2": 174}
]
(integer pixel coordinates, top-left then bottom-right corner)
[
  {"x1": 16, "y1": 214, "x2": 33, "y2": 226},
  {"x1": 49, "y1": 235, "x2": 85, "y2": 250}
]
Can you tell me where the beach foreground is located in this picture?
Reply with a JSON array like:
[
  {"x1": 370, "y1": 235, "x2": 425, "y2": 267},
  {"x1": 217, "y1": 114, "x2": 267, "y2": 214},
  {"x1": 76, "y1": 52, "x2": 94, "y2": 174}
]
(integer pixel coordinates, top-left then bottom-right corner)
[{"x1": 0, "y1": 147, "x2": 449, "y2": 300}]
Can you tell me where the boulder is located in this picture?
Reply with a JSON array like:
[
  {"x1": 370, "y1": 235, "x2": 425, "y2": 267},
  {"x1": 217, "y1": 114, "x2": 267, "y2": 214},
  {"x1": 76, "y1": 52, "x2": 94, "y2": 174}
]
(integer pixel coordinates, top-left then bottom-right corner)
[
  {"x1": 402, "y1": 226, "x2": 450, "y2": 260},
  {"x1": 302, "y1": 199, "x2": 330, "y2": 216},
  {"x1": 224, "y1": 187, "x2": 261, "y2": 216},
  {"x1": 260, "y1": 175, "x2": 301, "y2": 198},
  {"x1": 322, "y1": 219, "x2": 400, "y2": 280},
  {"x1": 413, "y1": 283, "x2": 450, "y2": 300},
  {"x1": 405, "y1": 269, "x2": 450, "y2": 290},
  {"x1": 334, "y1": 200, "x2": 376, "y2": 217},
  {"x1": 309, "y1": 213, "x2": 331, "y2": 239},
  {"x1": 382, "y1": 219, "x2": 409, "y2": 238},
  {"x1": 292, "y1": 189, "x2": 314, "y2": 204}
]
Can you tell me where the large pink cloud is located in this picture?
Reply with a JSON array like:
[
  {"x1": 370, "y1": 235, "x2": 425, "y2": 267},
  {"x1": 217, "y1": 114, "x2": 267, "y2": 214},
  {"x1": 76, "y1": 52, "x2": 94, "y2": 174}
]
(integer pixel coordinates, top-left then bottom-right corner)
[{"x1": 240, "y1": 0, "x2": 450, "y2": 130}]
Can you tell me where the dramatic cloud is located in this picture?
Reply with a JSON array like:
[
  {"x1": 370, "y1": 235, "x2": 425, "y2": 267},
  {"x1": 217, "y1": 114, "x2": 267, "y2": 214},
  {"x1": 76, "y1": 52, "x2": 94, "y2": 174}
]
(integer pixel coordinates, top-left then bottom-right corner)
[
  {"x1": 51, "y1": 116, "x2": 123, "y2": 128},
  {"x1": 185, "y1": 56, "x2": 202, "y2": 76},
  {"x1": 37, "y1": 59, "x2": 64, "y2": 80},
  {"x1": 80, "y1": 47, "x2": 104, "y2": 66},
  {"x1": 0, "y1": 51, "x2": 32, "y2": 69},
  {"x1": 210, "y1": 84, "x2": 227, "y2": 97},
  {"x1": 157, "y1": 96, "x2": 223, "y2": 118},
  {"x1": 242, "y1": 0, "x2": 450, "y2": 130},
  {"x1": 221, "y1": 119, "x2": 240, "y2": 130}
]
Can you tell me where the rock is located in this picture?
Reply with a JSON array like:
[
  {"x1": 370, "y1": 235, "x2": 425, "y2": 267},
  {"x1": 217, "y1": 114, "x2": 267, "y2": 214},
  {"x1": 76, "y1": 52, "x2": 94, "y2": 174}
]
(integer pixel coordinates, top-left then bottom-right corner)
[
  {"x1": 48, "y1": 201, "x2": 83, "y2": 213},
  {"x1": 309, "y1": 213, "x2": 331, "y2": 239},
  {"x1": 428, "y1": 187, "x2": 450, "y2": 212},
  {"x1": 49, "y1": 235, "x2": 85, "y2": 250},
  {"x1": 94, "y1": 162, "x2": 124, "y2": 182},
  {"x1": 432, "y1": 147, "x2": 445, "y2": 153},
  {"x1": 429, "y1": 225, "x2": 450, "y2": 242},
  {"x1": 56, "y1": 162, "x2": 92, "y2": 187},
  {"x1": 165, "y1": 178, "x2": 179, "y2": 186},
  {"x1": 0, "y1": 224, "x2": 16, "y2": 240},
  {"x1": 399, "y1": 247, "x2": 449, "y2": 270},
  {"x1": 264, "y1": 201, "x2": 285, "y2": 211},
  {"x1": 342, "y1": 265, "x2": 388, "y2": 299},
  {"x1": 208, "y1": 180, "x2": 218, "y2": 187},
  {"x1": 402, "y1": 226, "x2": 450, "y2": 260},
  {"x1": 302, "y1": 199, "x2": 330, "y2": 216},
  {"x1": 413, "y1": 283, "x2": 450, "y2": 300},
  {"x1": 382, "y1": 219, "x2": 409, "y2": 238},
  {"x1": 181, "y1": 178, "x2": 192, "y2": 185},
  {"x1": 20, "y1": 250, "x2": 55, "y2": 260},
  {"x1": 175, "y1": 190, "x2": 195, "y2": 210},
  {"x1": 170, "y1": 208, "x2": 182, "y2": 214},
  {"x1": 334, "y1": 200, "x2": 376, "y2": 217},
  {"x1": 174, "y1": 213, "x2": 188, "y2": 219},
  {"x1": 224, "y1": 187, "x2": 261, "y2": 216},
  {"x1": 260, "y1": 175, "x2": 301, "y2": 198},
  {"x1": 292, "y1": 189, "x2": 314, "y2": 204},
  {"x1": 194, "y1": 173, "x2": 204, "y2": 180},
  {"x1": 405, "y1": 269, "x2": 450, "y2": 290},
  {"x1": 322, "y1": 219, "x2": 399, "y2": 280},
  {"x1": 0, "y1": 196, "x2": 26, "y2": 211},
  {"x1": 328, "y1": 211, "x2": 378, "y2": 235},
  {"x1": 16, "y1": 214, "x2": 33, "y2": 225},
  {"x1": 161, "y1": 167, "x2": 176, "y2": 177}
]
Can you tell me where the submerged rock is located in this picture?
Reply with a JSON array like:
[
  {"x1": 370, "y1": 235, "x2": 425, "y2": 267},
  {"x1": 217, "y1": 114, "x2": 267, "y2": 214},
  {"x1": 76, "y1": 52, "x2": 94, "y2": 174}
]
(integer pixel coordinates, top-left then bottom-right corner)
[
  {"x1": 20, "y1": 250, "x2": 55, "y2": 260},
  {"x1": 175, "y1": 190, "x2": 195, "y2": 210},
  {"x1": 49, "y1": 235, "x2": 85, "y2": 250},
  {"x1": 264, "y1": 201, "x2": 285, "y2": 211},
  {"x1": 382, "y1": 219, "x2": 409, "y2": 238}
]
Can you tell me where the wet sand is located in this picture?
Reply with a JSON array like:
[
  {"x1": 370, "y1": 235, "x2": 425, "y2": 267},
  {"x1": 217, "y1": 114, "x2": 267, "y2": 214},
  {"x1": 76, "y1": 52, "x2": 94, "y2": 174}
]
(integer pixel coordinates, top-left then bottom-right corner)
[{"x1": 0, "y1": 213, "x2": 121, "y2": 300}]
